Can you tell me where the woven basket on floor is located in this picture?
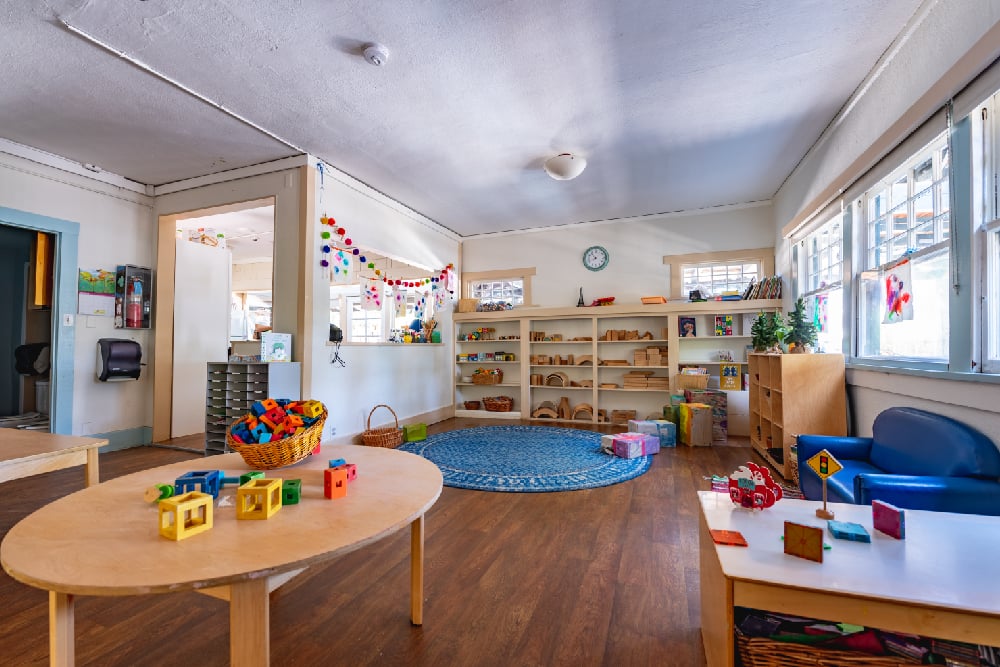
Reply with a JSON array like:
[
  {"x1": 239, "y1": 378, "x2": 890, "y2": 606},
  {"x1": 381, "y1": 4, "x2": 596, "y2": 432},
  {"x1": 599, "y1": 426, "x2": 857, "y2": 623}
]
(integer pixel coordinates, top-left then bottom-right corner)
[
  {"x1": 483, "y1": 396, "x2": 514, "y2": 412},
  {"x1": 362, "y1": 404, "x2": 403, "y2": 448},
  {"x1": 227, "y1": 407, "x2": 326, "y2": 470},
  {"x1": 736, "y1": 632, "x2": 915, "y2": 667}
]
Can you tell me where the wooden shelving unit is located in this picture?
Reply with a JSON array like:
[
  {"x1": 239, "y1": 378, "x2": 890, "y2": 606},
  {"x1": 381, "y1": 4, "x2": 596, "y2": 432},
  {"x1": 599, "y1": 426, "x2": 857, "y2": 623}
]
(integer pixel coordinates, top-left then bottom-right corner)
[{"x1": 747, "y1": 353, "x2": 846, "y2": 479}]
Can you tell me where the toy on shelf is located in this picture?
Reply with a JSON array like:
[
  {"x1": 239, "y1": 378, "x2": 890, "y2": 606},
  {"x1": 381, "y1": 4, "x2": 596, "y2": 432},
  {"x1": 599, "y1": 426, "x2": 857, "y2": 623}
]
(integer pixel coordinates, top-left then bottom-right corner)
[
  {"x1": 727, "y1": 462, "x2": 782, "y2": 509},
  {"x1": 872, "y1": 499, "x2": 906, "y2": 539},
  {"x1": 805, "y1": 448, "x2": 843, "y2": 519},
  {"x1": 783, "y1": 521, "x2": 824, "y2": 562},
  {"x1": 237, "y1": 478, "x2": 283, "y2": 520},
  {"x1": 159, "y1": 491, "x2": 213, "y2": 540},
  {"x1": 588, "y1": 297, "x2": 615, "y2": 307}
]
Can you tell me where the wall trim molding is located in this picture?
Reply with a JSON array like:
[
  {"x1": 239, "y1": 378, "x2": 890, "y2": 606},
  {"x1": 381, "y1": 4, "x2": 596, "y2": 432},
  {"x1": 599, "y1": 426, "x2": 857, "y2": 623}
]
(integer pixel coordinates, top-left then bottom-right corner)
[{"x1": 89, "y1": 426, "x2": 153, "y2": 453}]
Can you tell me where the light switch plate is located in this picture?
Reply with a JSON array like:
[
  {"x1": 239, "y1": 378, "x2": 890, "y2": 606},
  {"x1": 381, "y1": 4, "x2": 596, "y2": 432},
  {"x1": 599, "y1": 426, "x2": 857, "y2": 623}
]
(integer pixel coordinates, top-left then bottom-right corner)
[{"x1": 62, "y1": 314, "x2": 74, "y2": 327}]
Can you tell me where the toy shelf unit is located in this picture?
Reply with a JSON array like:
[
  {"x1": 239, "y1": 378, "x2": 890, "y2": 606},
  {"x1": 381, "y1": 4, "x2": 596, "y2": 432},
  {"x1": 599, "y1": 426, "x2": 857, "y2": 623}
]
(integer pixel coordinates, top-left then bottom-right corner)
[
  {"x1": 747, "y1": 352, "x2": 846, "y2": 480},
  {"x1": 205, "y1": 361, "x2": 301, "y2": 455},
  {"x1": 455, "y1": 317, "x2": 522, "y2": 419},
  {"x1": 114, "y1": 265, "x2": 152, "y2": 330},
  {"x1": 527, "y1": 316, "x2": 598, "y2": 423}
]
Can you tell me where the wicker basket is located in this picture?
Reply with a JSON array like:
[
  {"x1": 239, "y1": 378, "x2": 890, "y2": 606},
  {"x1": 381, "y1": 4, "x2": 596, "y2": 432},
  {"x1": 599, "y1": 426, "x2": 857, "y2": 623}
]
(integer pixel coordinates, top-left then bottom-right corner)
[
  {"x1": 227, "y1": 407, "x2": 327, "y2": 470},
  {"x1": 736, "y1": 632, "x2": 915, "y2": 667},
  {"x1": 483, "y1": 396, "x2": 514, "y2": 412},
  {"x1": 457, "y1": 298, "x2": 479, "y2": 313},
  {"x1": 361, "y1": 404, "x2": 403, "y2": 448},
  {"x1": 675, "y1": 373, "x2": 710, "y2": 389},
  {"x1": 472, "y1": 370, "x2": 503, "y2": 384},
  {"x1": 463, "y1": 400, "x2": 482, "y2": 410}
]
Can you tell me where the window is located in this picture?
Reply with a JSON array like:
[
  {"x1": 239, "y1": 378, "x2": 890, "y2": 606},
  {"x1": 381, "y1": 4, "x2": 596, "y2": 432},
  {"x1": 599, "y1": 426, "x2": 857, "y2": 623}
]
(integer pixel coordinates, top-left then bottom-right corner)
[
  {"x1": 858, "y1": 132, "x2": 951, "y2": 362},
  {"x1": 470, "y1": 277, "x2": 524, "y2": 306},
  {"x1": 980, "y1": 92, "x2": 1000, "y2": 373},
  {"x1": 330, "y1": 284, "x2": 386, "y2": 343},
  {"x1": 681, "y1": 262, "x2": 759, "y2": 298},
  {"x1": 462, "y1": 268, "x2": 535, "y2": 307},
  {"x1": 799, "y1": 213, "x2": 844, "y2": 353}
]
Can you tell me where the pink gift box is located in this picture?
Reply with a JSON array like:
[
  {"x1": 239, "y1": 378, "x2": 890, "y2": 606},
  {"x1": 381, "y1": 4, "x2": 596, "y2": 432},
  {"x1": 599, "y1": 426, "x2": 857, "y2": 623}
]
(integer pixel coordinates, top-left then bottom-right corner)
[{"x1": 612, "y1": 432, "x2": 659, "y2": 458}]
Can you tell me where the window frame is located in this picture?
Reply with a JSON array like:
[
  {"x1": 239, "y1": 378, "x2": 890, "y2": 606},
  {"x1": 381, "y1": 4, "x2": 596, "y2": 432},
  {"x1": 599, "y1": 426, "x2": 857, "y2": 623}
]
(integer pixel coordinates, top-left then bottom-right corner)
[
  {"x1": 662, "y1": 248, "x2": 774, "y2": 300},
  {"x1": 462, "y1": 267, "x2": 535, "y2": 307}
]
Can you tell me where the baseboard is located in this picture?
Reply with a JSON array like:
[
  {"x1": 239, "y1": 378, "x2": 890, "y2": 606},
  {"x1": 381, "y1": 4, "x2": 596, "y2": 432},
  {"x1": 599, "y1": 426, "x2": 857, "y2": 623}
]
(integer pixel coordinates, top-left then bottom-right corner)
[
  {"x1": 88, "y1": 426, "x2": 153, "y2": 452},
  {"x1": 327, "y1": 404, "x2": 455, "y2": 446}
]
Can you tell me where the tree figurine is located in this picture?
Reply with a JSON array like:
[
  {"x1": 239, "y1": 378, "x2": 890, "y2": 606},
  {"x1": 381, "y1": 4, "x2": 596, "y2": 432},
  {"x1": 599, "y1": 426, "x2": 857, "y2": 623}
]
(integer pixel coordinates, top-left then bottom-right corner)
[
  {"x1": 751, "y1": 311, "x2": 785, "y2": 353},
  {"x1": 785, "y1": 297, "x2": 818, "y2": 353}
]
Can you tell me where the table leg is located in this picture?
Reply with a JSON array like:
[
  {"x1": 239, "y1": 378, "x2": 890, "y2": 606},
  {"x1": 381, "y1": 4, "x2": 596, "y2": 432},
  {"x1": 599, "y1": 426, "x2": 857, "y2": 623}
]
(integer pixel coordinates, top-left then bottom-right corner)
[
  {"x1": 410, "y1": 514, "x2": 424, "y2": 625},
  {"x1": 85, "y1": 448, "x2": 99, "y2": 487},
  {"x1": 49, "y1": 591, "x2": 74, "y2": 667},
  {"x1": 229, "y1": 578, "x2": 269, "y2": 667}
]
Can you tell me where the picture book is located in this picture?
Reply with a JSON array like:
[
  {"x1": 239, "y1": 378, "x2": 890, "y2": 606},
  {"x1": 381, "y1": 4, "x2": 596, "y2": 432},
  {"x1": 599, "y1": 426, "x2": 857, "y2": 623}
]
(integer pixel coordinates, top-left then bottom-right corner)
[
  {"x1": 720, "y1": 363, "x2": 741, "y2": 391},
  {"x1": 679, "y1": 317, "x2": 696, "y2": 337},
  {"x1": 714, "y1": 314, "x2": 733, "y2": 336}
]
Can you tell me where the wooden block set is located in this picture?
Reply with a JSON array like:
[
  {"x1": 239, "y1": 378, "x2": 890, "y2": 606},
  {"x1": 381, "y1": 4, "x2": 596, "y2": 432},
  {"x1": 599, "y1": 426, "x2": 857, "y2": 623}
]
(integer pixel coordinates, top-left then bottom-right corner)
[
  {"x1": 530, "y1": 354, "x2": 593, "y2": 365},
  {"x1": 152, "y1": 460, "x2": 358, "y2": 540},
  {"x1": 633, "y1": 346, "x2": 668, "y2": 366},
  {"x1": 229, "y1": 398, "x2": 324, "y2": 446},
  {"x1": 623, "y1": 371, "x2": 670, "y2": 389},
  {"x1": 531, "y1": 399, "x2": 607, "y2": 422},
  {"x1": 599, "y1": 329, "x2": 654, "y2": 341}
]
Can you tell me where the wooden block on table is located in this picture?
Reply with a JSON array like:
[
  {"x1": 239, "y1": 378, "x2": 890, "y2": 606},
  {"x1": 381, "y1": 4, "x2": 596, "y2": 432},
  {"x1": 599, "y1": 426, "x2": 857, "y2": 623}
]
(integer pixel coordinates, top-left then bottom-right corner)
[{"x1": 783, "y1": 521, "x2": 824, "y2": 562}]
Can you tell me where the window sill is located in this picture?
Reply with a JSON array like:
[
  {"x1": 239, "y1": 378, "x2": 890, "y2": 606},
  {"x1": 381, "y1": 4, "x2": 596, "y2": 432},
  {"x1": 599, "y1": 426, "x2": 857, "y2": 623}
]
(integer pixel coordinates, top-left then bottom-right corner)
[
  {"x1": 326, "y1": 341, "x2": 444, "y2": 347},
  {"x1": 847, "y1": 360, "x2": 1000, "y2": 384}
]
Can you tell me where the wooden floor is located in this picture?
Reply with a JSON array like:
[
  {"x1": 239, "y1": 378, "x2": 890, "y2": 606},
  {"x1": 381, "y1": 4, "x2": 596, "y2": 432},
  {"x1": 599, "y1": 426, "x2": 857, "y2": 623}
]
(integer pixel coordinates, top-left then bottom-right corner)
[{"x1": 0, "y1": 418, "x2": 756, "y2": 666}]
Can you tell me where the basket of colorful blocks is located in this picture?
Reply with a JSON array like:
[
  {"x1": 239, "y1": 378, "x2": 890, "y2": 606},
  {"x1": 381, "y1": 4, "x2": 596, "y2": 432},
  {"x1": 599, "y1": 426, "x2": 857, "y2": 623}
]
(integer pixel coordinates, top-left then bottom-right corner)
[{"x1": 226, "y1": 398, "x2": 327, "y2": 470}]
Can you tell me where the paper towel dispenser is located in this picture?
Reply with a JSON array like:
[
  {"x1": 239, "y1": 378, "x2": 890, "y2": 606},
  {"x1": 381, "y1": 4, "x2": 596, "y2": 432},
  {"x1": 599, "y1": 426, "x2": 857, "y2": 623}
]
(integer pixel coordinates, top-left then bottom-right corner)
[{"x1": 97, "y1": 338, "x2": 142, "y2": 382}]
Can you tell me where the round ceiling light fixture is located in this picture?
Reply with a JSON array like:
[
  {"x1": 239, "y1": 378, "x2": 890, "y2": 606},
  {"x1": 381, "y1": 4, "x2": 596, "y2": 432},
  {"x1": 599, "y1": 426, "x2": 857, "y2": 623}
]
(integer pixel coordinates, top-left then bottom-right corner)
[
  {"x1": 363, "y1": 43, "x2": 389, "y2": 66},
  {"x1": 543, "y1": 153, "x2": 587, "y2": 180}
]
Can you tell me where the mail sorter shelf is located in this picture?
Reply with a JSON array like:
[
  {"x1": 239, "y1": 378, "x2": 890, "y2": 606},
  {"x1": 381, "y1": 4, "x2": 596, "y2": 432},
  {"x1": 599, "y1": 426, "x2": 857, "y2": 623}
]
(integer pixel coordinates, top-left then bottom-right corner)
[{"x1": 205, "y1": 361, "x2": 301, "y2": 455}]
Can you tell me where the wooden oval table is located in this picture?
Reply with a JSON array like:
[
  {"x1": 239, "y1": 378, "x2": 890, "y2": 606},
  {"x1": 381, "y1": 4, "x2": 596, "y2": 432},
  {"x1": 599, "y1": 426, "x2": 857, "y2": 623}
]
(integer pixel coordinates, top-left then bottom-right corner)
[{"x1": 1, "y1": 445, "x2": 443, "y2": 666}]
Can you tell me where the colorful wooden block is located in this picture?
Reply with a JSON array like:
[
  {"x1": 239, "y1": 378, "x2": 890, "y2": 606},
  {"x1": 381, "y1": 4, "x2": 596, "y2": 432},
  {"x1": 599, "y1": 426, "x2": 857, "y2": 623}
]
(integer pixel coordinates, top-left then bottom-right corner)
[
  {"x1": 261, "y1": 398, "x2": 279, "y2": 412},
  {"x1": 301, "y1": 400, "x2": 324, "y2": 418},
  {"x1": 220, "y1": 475, "x2": 241, "y2": 488},
  {"x1": 324, "y1": 468, "x2": 348, "y2": 499},
  {"x1": 872, "y1": 500, "x2": 906, "y2": 539},
  {"x1": 333, "y1": 463, "x2": 357, "y2": 482},
  {"x1": 175, "y1": 470, "x2": 222, "y2": 498},
  {"x1": 282, "y1": 479, "x2": 302, "y2": 505},
  {"x1": 403, "y1": 423, "x2": 428, "y2": 442},
  {"x1": 144, "y1": 483, "x2": 174, "y2": 503},
  {"x1": 286, "y1": 414, "x2": 304, "y2": 428},
  {"x1": 263, "y1": 406, "x2": 287, "y2": 424},
  {"x1": 258, "y1": 431, "x2": 272, "y2": 444},
  {"x1": 259, "y1": 415, "x2": 278, "y2": 430},
  {"x1": 783, "y1": 521, "x2": 824, "y2": 562},
  {"x1": 159, "y1": 491, "x2": 213, "y2": 540},
  {"x1": 328, "y1": 458, "x2": 346, "y2": 468},
  {"x1": 237, "y1": 478, "x2": 283, "y2": 520},
  {"x1": 250, "y1": 401, "x2": 267, "y2": 417},
  {"x1": 239, "y1": 471, "x2": 264, "y2": 486},
  {"x1": 827, "y1": 520, "x2": 871, "y2": 543}
]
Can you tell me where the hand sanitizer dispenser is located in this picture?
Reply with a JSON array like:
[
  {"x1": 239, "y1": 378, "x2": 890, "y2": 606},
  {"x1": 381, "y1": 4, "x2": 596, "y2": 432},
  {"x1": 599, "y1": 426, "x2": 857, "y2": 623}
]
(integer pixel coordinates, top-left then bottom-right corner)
[{"x1": 97, "y1": 339, "x2": 142, "y2": 381}]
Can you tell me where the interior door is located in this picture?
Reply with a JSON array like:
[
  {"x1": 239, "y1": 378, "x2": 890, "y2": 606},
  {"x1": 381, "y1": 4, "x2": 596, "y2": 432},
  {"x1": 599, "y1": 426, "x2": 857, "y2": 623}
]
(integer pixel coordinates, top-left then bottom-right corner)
[{"x1": 172, "y1": 239, "x2": 231, "y2": 438}]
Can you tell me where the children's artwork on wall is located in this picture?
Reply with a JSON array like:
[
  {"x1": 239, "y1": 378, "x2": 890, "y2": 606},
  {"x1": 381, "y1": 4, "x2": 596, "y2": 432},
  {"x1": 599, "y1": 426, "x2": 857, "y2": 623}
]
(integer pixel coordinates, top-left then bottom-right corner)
[
  {"x1": 331, "y1": 250, "x2": 352, "y2": 284},
  {"x1": 362, "y1": 282, "x2": 382, "y2": 311},
  {"x1": 434, "y1": 282, "x2": 447, "y2": 310},
  {"x1": 679, "y1": 317, "x2": 696, "y2": 337},
  {"x1": 882, "y1": 258, "x2": 913, "y2": 324},
  {"x1": 77, "y1": 268, "x2": 116, "y2": 316},
  {"x1": 813, "y1": 293, "x2": 829, "y2": 332},
  {"x1": 714, "y1": 315, "x2": 733, "y2": 336},
  {"x1": 394, "y1": 287, "x2": 407, "y2": 317}
]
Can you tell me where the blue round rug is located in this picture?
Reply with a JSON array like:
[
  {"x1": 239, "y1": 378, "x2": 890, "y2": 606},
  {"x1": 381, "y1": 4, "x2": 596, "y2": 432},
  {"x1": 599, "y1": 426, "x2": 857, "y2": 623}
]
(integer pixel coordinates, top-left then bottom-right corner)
[{"x1": 398, "y1": 425, "x2": 651, "y2": 492}]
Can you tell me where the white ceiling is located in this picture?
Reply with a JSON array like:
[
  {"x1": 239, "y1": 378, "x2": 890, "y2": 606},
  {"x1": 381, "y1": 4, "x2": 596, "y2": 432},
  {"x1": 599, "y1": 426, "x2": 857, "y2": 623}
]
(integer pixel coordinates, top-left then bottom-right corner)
[{"x1": 2, "y1": 1, "x2": 924, "y2": 237}]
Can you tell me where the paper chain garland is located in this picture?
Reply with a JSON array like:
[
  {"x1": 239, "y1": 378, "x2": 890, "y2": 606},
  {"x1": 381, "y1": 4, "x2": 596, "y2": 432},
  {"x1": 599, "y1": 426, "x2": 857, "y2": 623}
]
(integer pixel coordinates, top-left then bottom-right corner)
[{"x1": 319, "y1": 214, "x2": 454, "y2": 289}]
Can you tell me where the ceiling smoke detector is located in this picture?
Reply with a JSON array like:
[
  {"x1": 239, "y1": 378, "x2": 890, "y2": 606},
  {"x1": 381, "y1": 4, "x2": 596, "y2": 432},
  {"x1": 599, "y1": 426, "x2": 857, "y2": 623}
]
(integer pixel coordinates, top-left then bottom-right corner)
[{"x1": 363, "y1": 43, "x2": 389, "y2": 67}]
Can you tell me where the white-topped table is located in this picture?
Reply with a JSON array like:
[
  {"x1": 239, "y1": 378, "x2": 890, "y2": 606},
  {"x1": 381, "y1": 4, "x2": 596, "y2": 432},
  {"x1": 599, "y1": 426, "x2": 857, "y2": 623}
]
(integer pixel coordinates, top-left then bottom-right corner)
[
  {"x1": 1, "y1": 445, "x2": 443, "y2": 666},
  {"x1": 698, "y1": 490, "x2": 1000, "y2": 667},
  {"x1": 0, "y1": 430, "x2": 106, "y2": 487}
]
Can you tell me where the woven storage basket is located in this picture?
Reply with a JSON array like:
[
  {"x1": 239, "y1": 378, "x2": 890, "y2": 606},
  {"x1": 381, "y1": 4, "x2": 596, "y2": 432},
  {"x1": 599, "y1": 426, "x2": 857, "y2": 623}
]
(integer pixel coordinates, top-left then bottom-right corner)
[
  {"x1": 675, "y1": 373, "x2": 710, "y2": 389},
  {"x1": 362, "y1": 404, "x2": 403, "y2": 448},
  {"x1": 227, "y1": 407, "x2": 326, "y2": 470},
  {"x1": 472, "y1": 370, "x2": 503, "y2": 384},
  {"x1": 483, "y1": 396, "x2": 514, "y2": 412},
  {"x1": 463, "y1": 400, "x2": 482, "y2": 410},
  {"x1": 736, "y1": 632, "x2": 915, "y2": 667}
]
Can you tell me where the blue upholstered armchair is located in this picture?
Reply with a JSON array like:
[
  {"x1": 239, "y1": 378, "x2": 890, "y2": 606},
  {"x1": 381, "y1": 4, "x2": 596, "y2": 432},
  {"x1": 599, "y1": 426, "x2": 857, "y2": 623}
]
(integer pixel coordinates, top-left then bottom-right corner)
[{"x1": 796, "y1": 407, "x2": 1000, "y2": 516}]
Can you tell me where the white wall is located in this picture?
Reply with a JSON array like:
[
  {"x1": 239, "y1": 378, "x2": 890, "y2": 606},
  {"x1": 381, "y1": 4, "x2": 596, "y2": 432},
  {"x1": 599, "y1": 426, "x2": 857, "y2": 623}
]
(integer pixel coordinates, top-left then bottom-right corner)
[
  {"x1": 0, "y1": 152, "x2": 156, "y2": 437},
  {"x1": 462, "y1": 203, "x2": 774, "y2": 308},
  {"x1": 772, "y1": 1, "x2": 1000, "y2": 444},
  {"x1": 232, "y1": 260, "x2": 272, "y2": 291},
  {"x1": 306, "y1": 163, "x2": 461, "y2": 439}
]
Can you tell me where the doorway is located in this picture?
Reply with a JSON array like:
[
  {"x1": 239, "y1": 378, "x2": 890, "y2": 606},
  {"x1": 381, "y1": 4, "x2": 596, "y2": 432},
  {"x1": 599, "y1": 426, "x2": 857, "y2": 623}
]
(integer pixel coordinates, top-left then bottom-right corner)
[{"x1": 153, "y1": 198, "x2": 274, "y2": 446}]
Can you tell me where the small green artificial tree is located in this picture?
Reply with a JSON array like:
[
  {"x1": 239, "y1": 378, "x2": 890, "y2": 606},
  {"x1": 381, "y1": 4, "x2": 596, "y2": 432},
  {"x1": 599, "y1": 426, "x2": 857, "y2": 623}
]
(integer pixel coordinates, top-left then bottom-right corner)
[
  {"x1": 785, "y1": 297, "x2": 818, "y2": 352},
  {"x1": 751, "y1": 311, "x2": 786, "y2": 353}
]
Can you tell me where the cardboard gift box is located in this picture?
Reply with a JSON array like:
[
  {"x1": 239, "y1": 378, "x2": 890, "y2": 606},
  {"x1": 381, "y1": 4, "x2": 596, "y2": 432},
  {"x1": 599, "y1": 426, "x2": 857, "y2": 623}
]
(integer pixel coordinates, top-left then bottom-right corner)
[
  {"x1": 626, "y1": 419, "x2": 675, "y2": 448},
  {"x1": 600, "y1": 433, "x2": 617, "y2": 455},
  {"x1": 678, "y1": 403, "x2": 713, "y2": 446},
  {"x1": 613, "y1": 432, "x2": 659, "y2": 458}
]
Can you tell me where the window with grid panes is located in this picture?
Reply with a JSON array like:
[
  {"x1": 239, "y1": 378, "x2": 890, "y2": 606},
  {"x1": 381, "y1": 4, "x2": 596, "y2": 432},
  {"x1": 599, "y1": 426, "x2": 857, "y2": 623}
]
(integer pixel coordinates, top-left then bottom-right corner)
[
  {"x1": 801, "y1": 213, "x2": 844, "y2": 353},
  {"x1": 980, "y1": 91, "x2": 1000, "y2": 372},
  {"x1": 469, "y1": 278, "x2": 524, "y2": 306},
  {"x1": 859, "y1": 132, "x2": 950, "y2": 361},
  {"x1": 681, "y1": 262, "x2": 759, "y2": 298}
]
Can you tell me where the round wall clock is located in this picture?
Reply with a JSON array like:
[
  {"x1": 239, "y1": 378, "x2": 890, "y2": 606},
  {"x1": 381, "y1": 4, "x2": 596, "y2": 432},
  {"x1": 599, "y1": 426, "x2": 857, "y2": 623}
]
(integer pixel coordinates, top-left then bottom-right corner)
[{"x1": 582, "y1": 245, "x2": 610, "y2": 271}]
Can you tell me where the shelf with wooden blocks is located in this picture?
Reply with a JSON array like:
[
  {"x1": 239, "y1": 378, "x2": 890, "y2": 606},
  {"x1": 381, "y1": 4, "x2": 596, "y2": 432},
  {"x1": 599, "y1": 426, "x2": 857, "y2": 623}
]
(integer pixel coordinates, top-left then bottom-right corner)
[{"x1": 454, "y1": 300, "x2": 780, "y2": 423}]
